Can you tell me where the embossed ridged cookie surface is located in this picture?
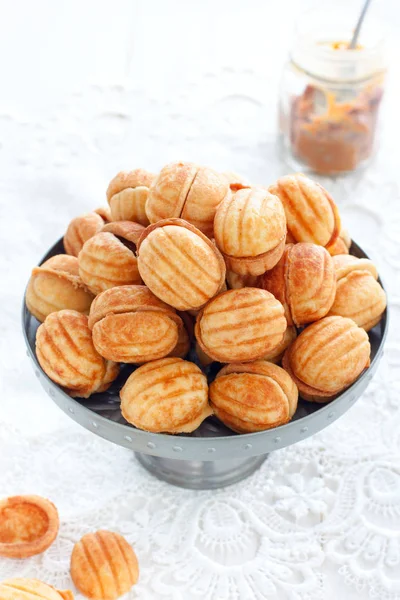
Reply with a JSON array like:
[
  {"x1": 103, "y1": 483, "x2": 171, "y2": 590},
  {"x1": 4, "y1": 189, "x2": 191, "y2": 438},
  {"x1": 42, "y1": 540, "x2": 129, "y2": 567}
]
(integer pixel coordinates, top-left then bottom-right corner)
[
  {"x1": 329, "y1": 255, "x2": 386, "y2": 331},
  {"x1": 70, "y1": 530, "x2": 139, "y2": 600},
  {"x1": 213, "y1": 187, "x2": 286, "y2": 275},
  {"x1": 210, "y1": 361, "x2": 298, "y2": 433},
  {"x1": 26, "y1": 255, "x2": 94, "y2": 322},
  {"x1": 107, "y1": 168, "x2": 155, "y2": 226},
  {"x1": 0, "y1": 579, "x2": 73, "y2": 600},
  {"x1": 195, "y1": 288, "x2": 287, "y2": 363},
  {"x1": 88, "y1": 285, "x2": 182, "y2": 363},
  {"x1": 120, "y1": 357, "x2": 212, "y2": 433},
  {"x1": 269, "y1": 173, "x2": 341, "y2": 247},
  {"x1": 78, "y1": 232, "x2": 141, "y2": 295},
  {"x1": 64, "y1": 210, "x2": 109, "y2": 257},
  {"x1": 259, "y1": 243, "x2": 336, "y2": 326},
  {"x1": 282, "y1": 316, "x2": 371, "y2": 402},
  {"x1": 36, "y1": 310, "x2": 119, "y2": 398},
  {"x1": 137, "y1": 219, "x2": 226, "y2": 311},
  {"x1": 146, "y1": 161, "x2": 228, "y2": 236}
]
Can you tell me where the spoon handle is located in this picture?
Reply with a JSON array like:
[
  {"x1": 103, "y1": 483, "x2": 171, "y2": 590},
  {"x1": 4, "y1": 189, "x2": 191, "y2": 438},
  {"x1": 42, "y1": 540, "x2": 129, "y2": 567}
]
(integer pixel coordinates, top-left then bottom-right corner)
[{"x1": 349, "y1": 0, "x2": 373, "y2": 49}]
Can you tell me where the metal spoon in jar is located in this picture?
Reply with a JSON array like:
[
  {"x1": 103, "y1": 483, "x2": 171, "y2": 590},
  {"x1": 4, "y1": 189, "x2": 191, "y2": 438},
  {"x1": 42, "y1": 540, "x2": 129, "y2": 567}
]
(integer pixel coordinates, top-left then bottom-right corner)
[{"x1": 349, "y1": 0, "x2": 372, "y2": 49}]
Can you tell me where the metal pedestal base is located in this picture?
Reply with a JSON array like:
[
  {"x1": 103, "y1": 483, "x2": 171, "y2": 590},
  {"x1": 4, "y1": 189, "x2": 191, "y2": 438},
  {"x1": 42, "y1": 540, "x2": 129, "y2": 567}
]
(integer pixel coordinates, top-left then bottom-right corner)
[{"x1": 135, "y1": 452, "x2": 268, "y2": 489}]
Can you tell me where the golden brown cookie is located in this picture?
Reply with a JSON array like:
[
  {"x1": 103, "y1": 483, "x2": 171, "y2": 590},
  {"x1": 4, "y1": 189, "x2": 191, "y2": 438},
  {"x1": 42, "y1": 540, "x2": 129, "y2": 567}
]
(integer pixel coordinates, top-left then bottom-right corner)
[
  {"x1": 210, "y1": 361, "x2": 298, "y2": 433},
  {"x1": 259, "y1": 243, "x2": 336, "y2": 326},
  {"x1": 195, "y1": 288, "x2": 287, "y2": 363},
  {"x1": 26, "y1": 255, "x2": 94, "y2": 322},
  {"x1": 146, "y1": 161, "x2": 228, "y2": 236},
  {"x1": 137, "y1": 218, "x2": 226, "y2": 311},
  {"x1": 120, "y1": 358, "x2": 211, "y2": 433},
  {"x1": 214, "y1": 187, "x2": 286, "y2": 276},
  {"x1": 70, "y1": 530, "x2": 138, "y2": 600},
  {"x1": 0, "y1": 495, "x2": 59, "y2": 559},
  {"x1": 36, "y1": 310, "x2": 119, "y2": 398},
  {"x1": 0, "y1": 579, "x2": 73, "y2": 600},
  {"x1": 269, "y1": 174, "x2": 341, "y2": 247},
  {"x1": 89, "y1": 285, "x2": 182, "y2": 363},
  {"x1": 64, "y1": 209, "x2": 110, "y2": 257},
  {"x1": 261, "y1": 326, "x2": 297, "y2": 364},
  {"x1": 78, "y1": 228, "x2": 141, "y2": 295},
  {"x1": 328, "y1": 255, "x2": 386, "y2": 330},
  {"x1": 282, "y1": 315, "x2": 371, "y2": 402},
  {"x1": 107, "y1": 168, "x2": 155, "y2": 226}
]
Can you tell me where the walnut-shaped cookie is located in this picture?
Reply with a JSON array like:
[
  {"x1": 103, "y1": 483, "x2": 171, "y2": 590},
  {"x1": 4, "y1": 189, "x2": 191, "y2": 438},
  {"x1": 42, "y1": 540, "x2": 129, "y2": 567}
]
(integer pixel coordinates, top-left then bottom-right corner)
[
  {"x1": 71, "y1": 530, "x2": 138, "y2": 600},
  {"x1": 195, "y1": 288, "x2": 287, "y2": 363},
  {"x1": 0, "y1": 495, "x2": 59, "y2": 559},
  {"x1": 137, "y1": 218, "x2": 226, "y2": 311},
  {"x1": 121, "y1": 358, "x2": 212, "y2": 433},
  {"x1": 259, "y1": 243, "x2": 336, "y2": 326},
  {"x1": 214, "y1": 187, "x2": 286, "y2": 276},
  {"x1": 282, "y1": 316, "x2": 371, "y2": 402},
  {"x1": 269, "y1": 173, "x2": 341, "y2": 247},
  {"x1": 78, "y1": 221, "x2": 143, "y2": 295},
  {"x1": 210, "y1": 361, "x2": 298, "y2": 433},
  {"x1": 64, "y1": 208, "x2": 111, "y2": 257},
  {"x1": 106, "y1": 168, "x2": 155, "y2": 226},
  {"x1": 146, "y1": 161, "x2": 228, "y2": 236},
  {"x1": 328, "y1": 255, "x2": 386, "y2": 331},
  {"x1": 36, "y1": 310, "x2": 119, "y2": 398},
  {"x1": 88, "y1": 285, "x2": 183, "y2": 363},
  {"x1": 26, "y1": 255, "x2": 94, "y2": 322},
  {"x1": 262, "y1": 326, "x2": 297, "y2": 364},
  {"x1": 0, "y1": 579, "x2": 73, "y2": 600}
]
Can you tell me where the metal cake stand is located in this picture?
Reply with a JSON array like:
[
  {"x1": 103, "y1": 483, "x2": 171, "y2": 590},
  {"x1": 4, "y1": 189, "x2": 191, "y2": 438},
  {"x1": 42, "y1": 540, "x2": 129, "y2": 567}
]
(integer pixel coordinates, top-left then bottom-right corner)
[{"x1": 22, "y1": 239, "x2": 388, "y2": 489}]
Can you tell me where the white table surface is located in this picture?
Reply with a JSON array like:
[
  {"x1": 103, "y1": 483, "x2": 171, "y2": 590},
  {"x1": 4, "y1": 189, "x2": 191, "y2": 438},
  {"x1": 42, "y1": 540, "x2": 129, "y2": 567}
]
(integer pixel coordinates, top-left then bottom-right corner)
[{"x1": 1, "y1": 1, "x2": 400, "y2": 598}]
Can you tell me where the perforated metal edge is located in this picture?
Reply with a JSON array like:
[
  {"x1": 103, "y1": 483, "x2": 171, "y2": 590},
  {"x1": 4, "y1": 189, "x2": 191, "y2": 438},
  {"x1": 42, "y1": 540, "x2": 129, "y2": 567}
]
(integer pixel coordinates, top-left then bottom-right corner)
[{"x1": 22, "y1": 240, "x2": 388, "y2": 462}]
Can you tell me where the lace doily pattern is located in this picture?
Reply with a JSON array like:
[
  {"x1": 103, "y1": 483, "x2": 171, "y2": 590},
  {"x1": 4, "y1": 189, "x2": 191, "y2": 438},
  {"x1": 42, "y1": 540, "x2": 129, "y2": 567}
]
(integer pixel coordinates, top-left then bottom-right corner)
[{"x1": 1, "y1": 63, "x2": 399, "y2": 599}]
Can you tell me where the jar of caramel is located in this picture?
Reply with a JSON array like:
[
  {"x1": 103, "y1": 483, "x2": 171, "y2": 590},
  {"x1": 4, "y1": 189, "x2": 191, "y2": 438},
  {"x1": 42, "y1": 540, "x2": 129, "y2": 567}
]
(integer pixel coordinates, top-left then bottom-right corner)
[{"x1": 279, "y1": 10, "x2": 386, "y2": 175}]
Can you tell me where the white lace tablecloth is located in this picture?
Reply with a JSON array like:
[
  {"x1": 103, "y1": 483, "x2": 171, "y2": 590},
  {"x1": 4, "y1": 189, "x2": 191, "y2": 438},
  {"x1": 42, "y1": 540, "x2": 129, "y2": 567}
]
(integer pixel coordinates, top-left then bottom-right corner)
[{"x1": 1, "y1": 1, "x2": 400, "y2": 598}]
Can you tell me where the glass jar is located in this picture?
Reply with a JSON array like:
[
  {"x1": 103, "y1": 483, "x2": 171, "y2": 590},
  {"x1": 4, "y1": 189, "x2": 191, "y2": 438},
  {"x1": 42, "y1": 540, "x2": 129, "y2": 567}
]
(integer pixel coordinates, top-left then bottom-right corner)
[{"x1": 279, "y1": 9, "x2": 386, "y2": 176}]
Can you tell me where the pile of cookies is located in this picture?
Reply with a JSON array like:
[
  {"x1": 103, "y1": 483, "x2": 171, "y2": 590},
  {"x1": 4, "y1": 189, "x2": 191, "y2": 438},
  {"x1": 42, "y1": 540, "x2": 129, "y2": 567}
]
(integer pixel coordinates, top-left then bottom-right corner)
[
  {"x1": 26, "y1": 163, "x2": 387, "y2": 435},
  {"x1": 0, "y1": 494, "x2": 139, "y2": 599}
]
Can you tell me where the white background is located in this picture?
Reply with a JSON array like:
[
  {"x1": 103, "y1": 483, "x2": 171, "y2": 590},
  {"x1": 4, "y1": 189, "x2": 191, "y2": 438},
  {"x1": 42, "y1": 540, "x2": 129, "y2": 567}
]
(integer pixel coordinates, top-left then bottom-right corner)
[{"x1": 1, "y1": 1, "x2": 400, "y2": 599}]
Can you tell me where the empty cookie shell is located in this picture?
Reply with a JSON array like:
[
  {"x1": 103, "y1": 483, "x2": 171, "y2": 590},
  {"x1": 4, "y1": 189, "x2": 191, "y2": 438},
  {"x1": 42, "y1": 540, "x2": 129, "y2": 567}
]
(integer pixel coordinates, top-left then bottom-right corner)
[{"x1": 0, "y1": 495, "x2": 59, "y2": 559}]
